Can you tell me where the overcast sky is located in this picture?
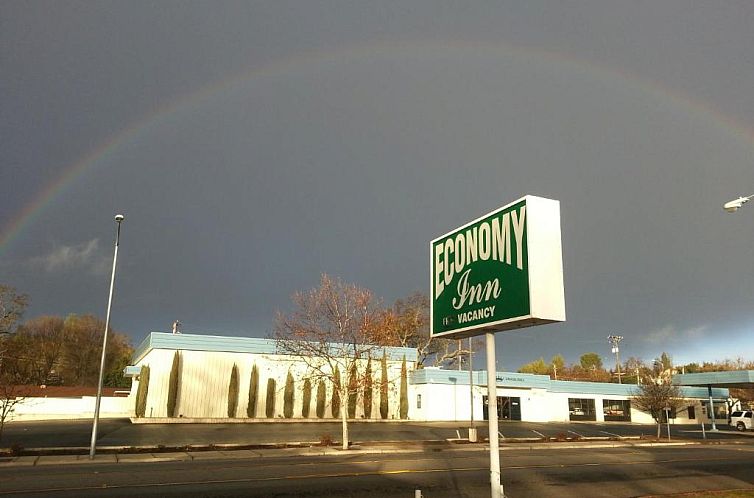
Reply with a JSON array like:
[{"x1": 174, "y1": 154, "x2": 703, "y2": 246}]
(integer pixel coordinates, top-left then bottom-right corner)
[{"x1": 2, "y1": 1, "x2": 754, "y2": 370}]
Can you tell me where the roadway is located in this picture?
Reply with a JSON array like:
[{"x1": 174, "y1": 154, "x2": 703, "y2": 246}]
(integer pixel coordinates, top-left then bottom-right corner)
[{"x1": 2, "y1": 443, "x2": 754, "y2": 497}]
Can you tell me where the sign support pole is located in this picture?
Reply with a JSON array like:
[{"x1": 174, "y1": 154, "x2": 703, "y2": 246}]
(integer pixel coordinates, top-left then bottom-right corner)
[{"x1": 485, "y1": 332, "x2": 503, "y2": 498}]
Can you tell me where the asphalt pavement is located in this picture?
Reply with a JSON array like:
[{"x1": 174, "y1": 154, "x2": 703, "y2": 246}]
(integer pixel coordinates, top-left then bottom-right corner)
[
  {"x1": 2, "y1": 418, "x2": 751, "y2": 454},
  {"x1": 2, "y1": 442, "x2": 754, "y2": 497}
]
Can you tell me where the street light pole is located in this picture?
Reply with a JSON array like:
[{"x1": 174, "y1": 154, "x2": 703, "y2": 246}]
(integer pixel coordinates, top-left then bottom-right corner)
[
  {"x1": 720, "y1": 193, "x2": 749, "y2": 427},
  {"x1": 89, "y1": 214, "x2": 124, "y2": 459},
  {"x1": 607, "y1": 335, "x2": 623, "y2": 384}
]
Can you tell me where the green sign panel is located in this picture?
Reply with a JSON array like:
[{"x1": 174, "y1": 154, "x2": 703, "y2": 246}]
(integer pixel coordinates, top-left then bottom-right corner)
[{"x1": 430, "y1": 195, "x2": 565, "y2": 339}]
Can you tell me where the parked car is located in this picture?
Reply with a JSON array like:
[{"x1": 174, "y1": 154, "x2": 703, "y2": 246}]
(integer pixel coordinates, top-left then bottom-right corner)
[{"x1": 730, "y1": 410, "x2": 753, "y2": 431}]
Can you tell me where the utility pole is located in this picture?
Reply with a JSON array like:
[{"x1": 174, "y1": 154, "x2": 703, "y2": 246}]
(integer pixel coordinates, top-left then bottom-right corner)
[{"x1": 607, "y1": 335, "x2": 623, "y2": 384}]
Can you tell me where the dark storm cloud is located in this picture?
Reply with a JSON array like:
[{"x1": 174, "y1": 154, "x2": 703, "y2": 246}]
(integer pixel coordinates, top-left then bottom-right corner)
[{"x1": 2, "y1": 1, "x2": 754, "y2": 369}]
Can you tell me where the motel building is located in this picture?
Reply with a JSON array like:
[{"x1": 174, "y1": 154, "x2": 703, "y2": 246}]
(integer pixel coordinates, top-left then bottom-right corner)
[{"x1": 104, "y1": 332, "x2": 730, "y2": 426}]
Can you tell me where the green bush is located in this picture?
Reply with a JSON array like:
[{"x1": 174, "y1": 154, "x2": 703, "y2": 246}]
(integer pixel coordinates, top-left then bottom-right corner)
[
  {"x1": 228, "y1": 363, "x2": 239, "y2": 418},
  {"x1": 363, "y1": 358, "x2": 372, "y2": 419},
  {"x1": 247, "y1": 364, "x2": 259, "y2": 418},
  {"x1": 316, "y1": 380, "x2": 326, "y2": 418},
  {"x1": 347, "y1": 363, "x2": 358, "y2": 419},
  {"x1": 135, "y1": 365, "x2": 150, "y2": 418},
  {"x1": 265, "y1": 378, "x2": 276, "y2": 418},
  {"x1": 167, "y1": 351, "x2": 181, "y2": 417},
  {"x1": 380, "y1": 355, "x2": 388, "y2": 419},
  {"x1": 399, "y1": 356, "x2": 408, "y2": 420},
  {"x1": 283, "y1": 371, "x2": 294, "y2": 418},
  {"x1": 302, "y1": 379, "x2": 312, "y2": 418},
  {"x1": 331, "y1": 367, "x2": 341, "y2": 418}
]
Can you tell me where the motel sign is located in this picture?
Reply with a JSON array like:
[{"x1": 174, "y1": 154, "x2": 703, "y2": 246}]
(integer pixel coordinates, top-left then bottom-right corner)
[{"x1": 430, "y1": 195, "x2": 565, "y2": 339}]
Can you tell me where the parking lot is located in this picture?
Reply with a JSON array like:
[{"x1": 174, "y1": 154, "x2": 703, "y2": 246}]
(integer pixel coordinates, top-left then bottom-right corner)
[
  {"x1": 3, "y1": 418, "x2": 752, "y2": 450},
  {"x1": 487, "y1": 420, "x2": 750, "y2": 440}
]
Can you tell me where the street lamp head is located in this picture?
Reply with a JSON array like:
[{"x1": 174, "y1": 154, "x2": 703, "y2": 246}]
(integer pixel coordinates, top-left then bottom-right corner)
[
  {"x1": 114, "y1": 214, "x2": 125, "y2": 222},
  {"x1": 723, "y1": 196, "x2": 750, "y2": 213}
]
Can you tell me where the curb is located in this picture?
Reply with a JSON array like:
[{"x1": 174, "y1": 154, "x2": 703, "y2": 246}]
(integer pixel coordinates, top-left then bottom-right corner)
[{"x1": 2, "y1": 437, "x2": 748, "y2": 467}]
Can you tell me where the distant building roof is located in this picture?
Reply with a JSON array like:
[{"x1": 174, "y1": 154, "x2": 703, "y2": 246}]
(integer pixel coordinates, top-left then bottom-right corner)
[
  {"x1": 132, "y1": 332, "x2": 419, "y2": 364},
  {"x1": 410, "y1": 368, "x2": 729, "y2": 399}
]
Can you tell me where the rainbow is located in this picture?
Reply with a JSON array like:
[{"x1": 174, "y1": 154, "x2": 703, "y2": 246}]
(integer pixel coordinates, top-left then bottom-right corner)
[{"x1": 3, "y1": 39, "x2": 754, "y2": 256}]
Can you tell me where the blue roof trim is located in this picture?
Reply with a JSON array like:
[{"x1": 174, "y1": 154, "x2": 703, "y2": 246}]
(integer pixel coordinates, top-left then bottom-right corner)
[
  {"x1": 410, "y1": 369, "x2": 729, "y2": 399},
  {"x1": 132, "y1": 334, "x2": 154, "y2": 364},
  {"x1": 132, "y1": 332, "x2": 418, "y2": 364}
]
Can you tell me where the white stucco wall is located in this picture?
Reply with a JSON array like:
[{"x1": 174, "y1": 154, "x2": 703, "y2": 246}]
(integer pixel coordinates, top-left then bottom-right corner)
[
  {"x1": 408, "y1": 383, "x2": 725, "y2": 425},
  {"x1": 9, "y1": 396, "x2": 132, "y2": 421},
  {"x1": 132, "y1": 348, "x2": 410, "y2": 420}
]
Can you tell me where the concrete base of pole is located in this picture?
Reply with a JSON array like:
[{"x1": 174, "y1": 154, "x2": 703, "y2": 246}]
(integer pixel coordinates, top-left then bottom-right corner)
[{"x1": 468, "y1": 427, "x2": 478, "y2": 442}]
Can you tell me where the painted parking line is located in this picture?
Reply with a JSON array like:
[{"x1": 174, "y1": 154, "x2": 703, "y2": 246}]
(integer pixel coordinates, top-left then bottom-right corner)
[
  {"x1": 568, "y1": 430, "x2": 583, "y2": 437},
  {"x1": 530, "y1": 429, "x2": 546, "y2": 438},
  {"x1": 599, "y1": 430, "x2": 621, "y2": 437}
]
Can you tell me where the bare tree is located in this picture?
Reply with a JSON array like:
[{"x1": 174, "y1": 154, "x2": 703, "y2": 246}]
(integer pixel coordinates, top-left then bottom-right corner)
[
  {"x1": 383, "y1": 292, "x2": 469, "y2": 367},
  {"x1": 0, "y1": 285, "x2": 28, "y2": 371},
  {"x1": 730, "y1": 387, "x2": 754, "y2": 410},
  {"x1": 0, "y1": 285, "x2": 28, "y2": 337},
  {"x1": 631, "y1": 382, "x2": 683, "y2": 437},
  {"x1": 0, "y1": 285, "x2": 29, "y2": 442},
  {"x1": 274, "y1": 274, "x2": 390, "y2": 450},
  {"x1": 0, "y1": 383, "x2": 28, "y2": 443},
  {"x1": 623, "y1": 356, "x2": 648, "y2": 384}
]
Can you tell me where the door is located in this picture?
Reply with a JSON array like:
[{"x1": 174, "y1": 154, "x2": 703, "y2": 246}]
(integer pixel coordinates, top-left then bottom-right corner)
[{"x1": 483, "y1": 396, "x2": 522, "y2": 421}]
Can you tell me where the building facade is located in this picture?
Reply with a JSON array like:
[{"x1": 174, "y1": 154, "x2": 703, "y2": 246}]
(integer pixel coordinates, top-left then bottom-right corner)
[
  {"x1": 410, "y1": 368, "x2": 729, "y2": 424},
  {"x1": 127, "y1": 333, "x2": 417, "y2": 420},
  {"x1": 124, "y1": 332, "x2": 729, "y2": 425}
]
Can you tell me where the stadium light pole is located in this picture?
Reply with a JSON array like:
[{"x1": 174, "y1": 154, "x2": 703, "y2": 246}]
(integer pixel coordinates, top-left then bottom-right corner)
[
  {"x1": 89, "y1": 214, "x2": 124, "y2": 459},
  {"x1": 723, "y1": 195, "x2": 752, "y2": 213}
]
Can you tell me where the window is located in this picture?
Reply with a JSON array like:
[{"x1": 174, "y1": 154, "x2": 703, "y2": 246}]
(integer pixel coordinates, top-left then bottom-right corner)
[
  {"x1": 417, "y1": 394, "x2": 421, "y2": 409},
  {"x1": 568, "y1": 398, "x2": 596, "y2": 421},
  {"x1": 602, "y1": 399, "x2": 631, "y2": 422},
  {"x1": 687, "y1": 406, "x2": 695, "y2": 420}
]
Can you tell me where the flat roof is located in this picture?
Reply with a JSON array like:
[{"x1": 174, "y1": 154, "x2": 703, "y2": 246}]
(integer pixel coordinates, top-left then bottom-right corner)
[
  {"x1": 132, "y1": 332, "x2": 419, "y2": 364},
  {"x1": 411, "y1": 368, "x2": 729, "y2": 399},
  {"x1": 672, "y1": 370, "x2": 754, "y2": 389}
]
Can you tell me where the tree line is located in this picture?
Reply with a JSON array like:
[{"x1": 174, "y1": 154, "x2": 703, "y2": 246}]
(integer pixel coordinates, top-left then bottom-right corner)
[
  {"x1": 518, "y1": 350, "x2": 754, "y2": 385},
  {"x1": 0, "y1": 285, "x2": 132, "y2": 389},
  {"x1": 517, "y1": 352, "x2": 610, "y2": 382}
]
